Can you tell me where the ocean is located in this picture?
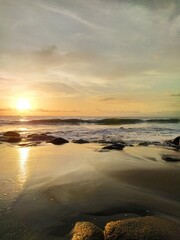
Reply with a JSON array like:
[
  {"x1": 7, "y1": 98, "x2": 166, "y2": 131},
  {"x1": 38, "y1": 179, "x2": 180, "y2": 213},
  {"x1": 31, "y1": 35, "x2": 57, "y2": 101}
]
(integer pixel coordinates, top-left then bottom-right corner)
[{"x1": 0, "y1": 116, "x2": 179, "y2": 144}]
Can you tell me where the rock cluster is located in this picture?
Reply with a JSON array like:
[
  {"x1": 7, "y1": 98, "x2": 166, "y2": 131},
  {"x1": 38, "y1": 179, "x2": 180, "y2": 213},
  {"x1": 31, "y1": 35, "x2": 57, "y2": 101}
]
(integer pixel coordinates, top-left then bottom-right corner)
[
  {"x1": 71, "y1": 216, "x2": 180, "y2": 240},
  {"x1": 0, "y1": 131, "x2": 69, "y2": 146}
]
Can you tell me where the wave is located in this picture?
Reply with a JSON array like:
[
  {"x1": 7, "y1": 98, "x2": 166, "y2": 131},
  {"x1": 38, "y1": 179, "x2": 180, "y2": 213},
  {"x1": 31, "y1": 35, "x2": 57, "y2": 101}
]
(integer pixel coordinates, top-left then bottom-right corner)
[{"x1": 1, "y1": 117, "x2": 179, "y2": 125}]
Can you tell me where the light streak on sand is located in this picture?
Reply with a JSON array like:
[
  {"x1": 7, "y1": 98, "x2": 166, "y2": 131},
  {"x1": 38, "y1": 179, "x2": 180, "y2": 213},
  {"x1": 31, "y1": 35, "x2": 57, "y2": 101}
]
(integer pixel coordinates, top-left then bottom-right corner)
[{"x1": 18, "y1": 147, "x2": 30, "y2": 188}]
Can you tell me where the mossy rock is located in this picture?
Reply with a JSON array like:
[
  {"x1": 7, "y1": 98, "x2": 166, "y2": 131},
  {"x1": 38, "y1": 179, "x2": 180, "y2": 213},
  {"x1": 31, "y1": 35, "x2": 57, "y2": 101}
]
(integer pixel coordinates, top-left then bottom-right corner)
[
  {"x1": 104, "y1": 216, "x2": 180, "y2": 240},
  {"x1": 71, "y1": 222, "x2": 104, "y2": 240}
]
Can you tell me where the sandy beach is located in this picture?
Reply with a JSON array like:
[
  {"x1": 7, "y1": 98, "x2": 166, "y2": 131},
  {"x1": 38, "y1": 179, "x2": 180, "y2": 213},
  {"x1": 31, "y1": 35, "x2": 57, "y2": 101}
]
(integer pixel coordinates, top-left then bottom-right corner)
[{"x1": 0, "y1": 142, "x2": 180, "y2": 239}]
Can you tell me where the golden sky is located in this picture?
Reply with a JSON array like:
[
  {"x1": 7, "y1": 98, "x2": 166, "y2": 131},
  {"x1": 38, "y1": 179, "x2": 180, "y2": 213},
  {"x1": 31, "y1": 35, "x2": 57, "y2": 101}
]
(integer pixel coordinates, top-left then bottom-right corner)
[{"x1": 0, "y1": 0, "x2": 180, "y2": 116}]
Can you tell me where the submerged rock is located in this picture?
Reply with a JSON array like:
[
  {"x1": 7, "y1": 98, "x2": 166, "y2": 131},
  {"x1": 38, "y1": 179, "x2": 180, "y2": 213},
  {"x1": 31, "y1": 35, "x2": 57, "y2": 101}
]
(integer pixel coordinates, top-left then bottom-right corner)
[
  {"x1": 73, "y1": 139, "x2": 89, "y2": 144},
  {"x1": 71, "y1": 222, "x2": 104, "y2": 240},
  {"x1": 104, "y1": 216, "x2": 180, "y2": 240},
  {"x1": 102, "y1": 143, "x2": 125, "y2": 150},
  {"x1": 50, "y1": 137, "x2": 69, "y2": 145},
  {"x1": 3, "y1": 131, "x2": 20, "y2": 138}
]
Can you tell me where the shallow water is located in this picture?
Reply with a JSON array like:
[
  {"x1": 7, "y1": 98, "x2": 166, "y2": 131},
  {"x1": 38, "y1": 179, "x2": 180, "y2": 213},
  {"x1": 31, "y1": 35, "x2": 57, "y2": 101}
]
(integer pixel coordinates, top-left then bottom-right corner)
[{"x1": 0, "y1": 143, "x2": 180, "y2": 239}]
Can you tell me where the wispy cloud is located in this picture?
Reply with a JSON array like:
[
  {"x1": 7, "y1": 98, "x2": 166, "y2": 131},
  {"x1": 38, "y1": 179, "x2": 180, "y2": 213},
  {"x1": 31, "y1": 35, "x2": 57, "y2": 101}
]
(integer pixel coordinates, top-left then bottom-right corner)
[
  {"x1": 33, "y1": 1, "x2": 105, "y2": 31},
  {"x1": 171, "y1": 93, "x2": 180, "y2": 97},
  {"x1": 30, "y1": 108, "x2": 80, "y2": 113},
  {"x1": 99, "y1": 97, "x2": 116, "y2": 101}
]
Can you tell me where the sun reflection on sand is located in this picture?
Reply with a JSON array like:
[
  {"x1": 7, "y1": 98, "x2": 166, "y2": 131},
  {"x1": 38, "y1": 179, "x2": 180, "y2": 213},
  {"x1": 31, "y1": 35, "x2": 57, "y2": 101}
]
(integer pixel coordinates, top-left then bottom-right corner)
[{"x1": 18, "y1": 147, "x2": 30, "y2": 188}]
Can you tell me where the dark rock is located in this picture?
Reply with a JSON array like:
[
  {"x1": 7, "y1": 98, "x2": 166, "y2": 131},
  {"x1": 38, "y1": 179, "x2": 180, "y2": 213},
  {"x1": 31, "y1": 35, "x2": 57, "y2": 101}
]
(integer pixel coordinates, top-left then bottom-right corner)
[
  {"x1": 139, "y1": 141, "x2": 161, "y2": 147},
  {"x1": 102, "y1": 143, "x2": 125, "y2": 150},
  {"x1": 104, "y1": 216, "x2": 180, "y2": 240},
  {"x1": 3, "y1": 131, "x2": 20, "y2": 138},
  {"x1": 27, "y1": 133, "x2": 55, "y2": 142},
  {"x1": 71, "y1": 222, "x2": 104, "y2": 240},
  {"x1": 162, "y1": 155, "x2": 180, "y2": 162},
  {"x1": 6, "y1": 137, "x2": 21, "y2": 143},
  {"x1": 139, "y1": 142, "x2": 149, "y2": 146},
  {"x1": 50, "y1": 137, "x2": 69, "y2": 145},
  {"x1": 73, "y1": 139, "x2": 89, "y2": 144},
  {"x1": 172, "y1": 136, "x2": 180, "y2": 146}
]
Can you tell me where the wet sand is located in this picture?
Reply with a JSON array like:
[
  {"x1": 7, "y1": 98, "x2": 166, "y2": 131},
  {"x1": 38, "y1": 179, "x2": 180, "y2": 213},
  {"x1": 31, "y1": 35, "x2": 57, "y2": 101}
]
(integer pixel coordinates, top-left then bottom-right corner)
[{"x1": 0, "y1": 143, "x2": 180, "y2": 239}]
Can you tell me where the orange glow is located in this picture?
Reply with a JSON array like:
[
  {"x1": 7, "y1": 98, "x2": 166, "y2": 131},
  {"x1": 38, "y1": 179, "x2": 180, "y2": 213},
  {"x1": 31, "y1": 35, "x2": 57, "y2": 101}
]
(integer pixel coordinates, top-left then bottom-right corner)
[{"x1": 16, "y1": 98, "x2": 31, "y2": 111}]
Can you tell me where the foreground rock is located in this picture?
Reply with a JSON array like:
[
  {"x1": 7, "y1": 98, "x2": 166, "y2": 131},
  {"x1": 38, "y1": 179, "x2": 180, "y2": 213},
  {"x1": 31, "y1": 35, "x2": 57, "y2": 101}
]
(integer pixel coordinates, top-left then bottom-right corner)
[
  {"x1": 104, "y1": 216, "x2": 180, "y2": 240},
  {"x1": 102, "y1": 143, "x2": 125, "y2": 151},
  {"x1": 50, "y1": 137, "x2": 69, "y2": 145},
  {"x1": 71, "y1": 222, "x2": 104, "y2": 240}
]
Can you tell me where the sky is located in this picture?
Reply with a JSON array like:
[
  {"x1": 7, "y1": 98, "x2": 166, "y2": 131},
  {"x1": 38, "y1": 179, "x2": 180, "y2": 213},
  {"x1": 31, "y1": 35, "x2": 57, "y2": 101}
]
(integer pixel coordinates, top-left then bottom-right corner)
[{"x1": 0, "y1": 0, "x2": 180, "y2": 117}]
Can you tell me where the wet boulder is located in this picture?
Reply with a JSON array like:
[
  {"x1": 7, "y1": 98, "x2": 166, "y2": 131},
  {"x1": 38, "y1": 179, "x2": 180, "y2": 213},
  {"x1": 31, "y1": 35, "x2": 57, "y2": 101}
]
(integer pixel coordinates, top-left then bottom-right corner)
[
  {"x1": 71, "y1": 222, "x2": 104, "y2": 240},
  {"x1": 2, "y1": 131, "x2": 21, "y2": 143},
  {"x1": 162, "y1": 155, "x2": 180, "y2": 162},
  {"x1": 104, "y1": 216, "x2": 180, "y2": 240},
  {"x1": 172, "y1": 136, "x2": 180, "y2": 146},
  {"x1": 3, "y1": 131, "x2": 20, "y2": 138},
  {"x1": 6, "y1": 137, "x2": 21, "y2": 143},
  {"x1": 50, "y1": 137, "x2": 69, "y2": 145}
]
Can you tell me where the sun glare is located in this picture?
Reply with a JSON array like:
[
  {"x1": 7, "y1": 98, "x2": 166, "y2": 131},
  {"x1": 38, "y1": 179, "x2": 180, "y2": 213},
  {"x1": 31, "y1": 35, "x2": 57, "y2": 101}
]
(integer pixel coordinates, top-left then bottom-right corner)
[{"x1": 16, "y1": 98, "x2": 31, "y2": 111}]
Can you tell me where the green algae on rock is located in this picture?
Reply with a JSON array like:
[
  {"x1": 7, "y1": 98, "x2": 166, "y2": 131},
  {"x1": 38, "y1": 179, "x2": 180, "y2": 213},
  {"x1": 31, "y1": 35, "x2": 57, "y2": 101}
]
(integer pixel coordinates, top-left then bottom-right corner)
[
  {"x1": 104, "y1": 216, "x2": 180, "y2": 240},
  {"x1": 71, "y1": 222, "x2": 104, "y2": 240}
]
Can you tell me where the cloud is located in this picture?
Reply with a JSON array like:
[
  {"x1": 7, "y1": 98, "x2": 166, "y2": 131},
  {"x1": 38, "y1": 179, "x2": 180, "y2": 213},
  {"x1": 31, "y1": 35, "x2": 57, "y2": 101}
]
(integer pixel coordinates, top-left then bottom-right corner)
[
  {"x1": 33, "y1": 1, "x2": 105, "y2": 31},
  {"x1": 171, "y1": 93, "x2": 180, "y2": 97},
  {"x1": 99, "y1": 97, "x2": 116, "y2": 101},
  {"x1": 113, "y1": 0, "x2": 180, "y2": 11},
  {"x1": 0, "y1": 108, "x2": 12, "y2": 112},
  {"x1": 30, "y1": 108, "x2": 80, "y2": 113}
]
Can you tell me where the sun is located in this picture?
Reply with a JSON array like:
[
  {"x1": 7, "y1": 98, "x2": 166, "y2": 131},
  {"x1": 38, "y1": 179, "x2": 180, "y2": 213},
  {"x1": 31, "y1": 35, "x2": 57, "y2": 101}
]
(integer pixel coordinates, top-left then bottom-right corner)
[{"x1": 16, "y1": 98, "x2": 31, "y2": 111}]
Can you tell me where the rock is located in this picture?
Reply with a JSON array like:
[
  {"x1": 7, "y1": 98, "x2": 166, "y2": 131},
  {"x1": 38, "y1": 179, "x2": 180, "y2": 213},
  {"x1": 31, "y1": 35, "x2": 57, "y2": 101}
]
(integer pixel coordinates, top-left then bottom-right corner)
[
  {"x1": 104, "y1": 216, "x2": 180, "y2": 240},
  {"x1": 50, "y1": 137, "x2": 69, "y2": 145},
  {"x1": 3, "y1": 131, "x2": 20, "y2": 138},
  {"x1": 139, "y1": 141, "x2": 161, "y2": 147},
  {"x1": 73, "y1": 139, "x2": 89, "y2": 144},
  {"x1": 162, "y1": 155, "x2": 180, "y2": 162},
  {"x1": 2, "y1": 131, "x2": 21, "y2": 143},
  {"x1": 71, "y1": 222, "x2": 104, "y2": 240},
  {"x1": 6, "y1": 137, "x2": 21, "y2": 143},
  {"x1": 27, "y1": 133, "x2": 55, "y2": 142},
  {"x1": 139, "y1": 142, "x2": 149, "y2": 146},
  {"x1": 172, "y1": 136, "x2": 180, "y2": 145},
  {"x1": 102, "y1": 143, "x2": 125, "y2": 150}
]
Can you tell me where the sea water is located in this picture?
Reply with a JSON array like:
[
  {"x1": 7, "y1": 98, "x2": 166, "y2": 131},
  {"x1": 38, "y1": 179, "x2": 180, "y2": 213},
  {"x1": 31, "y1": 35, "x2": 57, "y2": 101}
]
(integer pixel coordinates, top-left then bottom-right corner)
[{"x1": 0, "y1": 116, "x2": 179, "y2": 144}]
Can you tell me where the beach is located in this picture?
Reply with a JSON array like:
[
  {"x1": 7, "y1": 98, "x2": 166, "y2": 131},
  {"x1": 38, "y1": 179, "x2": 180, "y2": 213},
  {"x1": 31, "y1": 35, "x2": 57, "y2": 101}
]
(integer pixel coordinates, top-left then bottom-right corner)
[{"x1": 0, "y1": 140, "x2": 180, "y2": 239}]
